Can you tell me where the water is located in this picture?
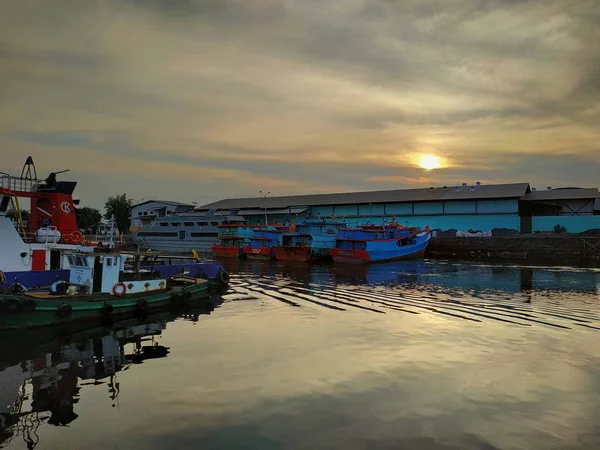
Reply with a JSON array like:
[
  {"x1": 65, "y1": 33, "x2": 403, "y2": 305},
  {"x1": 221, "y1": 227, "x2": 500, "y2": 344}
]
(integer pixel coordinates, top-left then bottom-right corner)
[{"x1": 2, "y1": 259, "x2": 600, "y2": 450}]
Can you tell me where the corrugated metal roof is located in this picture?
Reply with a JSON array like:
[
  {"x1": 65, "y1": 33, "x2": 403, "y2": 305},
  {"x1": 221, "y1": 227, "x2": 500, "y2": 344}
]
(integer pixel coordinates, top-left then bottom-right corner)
[
  {"x1": 236, "y1": 207, "x2": 308, "y2": 216},
  {"x1": 524, "y1": 188, "x2": 600, "y2": 201},
  {"x1": 199, "y1": 183, "x2": 531, "y2": 210},
  {"x1": 132, "y1": 200, "x2": 193, "y2": 208}
]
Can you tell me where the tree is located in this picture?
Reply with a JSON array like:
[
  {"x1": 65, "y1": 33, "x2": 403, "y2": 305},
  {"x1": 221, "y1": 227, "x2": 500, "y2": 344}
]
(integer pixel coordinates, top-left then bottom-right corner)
[
  {"x1": 104, "y1": 194, "x2": 133, "y2": 233},
  {"x1": 6, "y1": 208, "x2": 30, "y2": 222},
  {"x1": 76, "y1": 206, "x2": 102, "y2": 233}
]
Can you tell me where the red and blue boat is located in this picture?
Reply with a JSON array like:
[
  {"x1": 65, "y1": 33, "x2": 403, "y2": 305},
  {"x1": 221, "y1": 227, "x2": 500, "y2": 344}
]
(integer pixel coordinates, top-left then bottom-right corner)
[
  {"x1": 242, "y1": 226, "x2": 288, "y2": 259},
  {"x1": 273, "y1": 221, "x2": 347, "y2": 262},
  {"x1": 211, "y1": 224, "x2": 256, "y2": 258},
  {"x1": 330, "y1": 223, "x2": 431, "y2": 264}
]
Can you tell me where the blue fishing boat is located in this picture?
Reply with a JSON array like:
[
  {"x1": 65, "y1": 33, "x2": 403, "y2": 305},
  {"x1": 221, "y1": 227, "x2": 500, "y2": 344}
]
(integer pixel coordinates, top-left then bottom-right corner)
[
  {"x1": 273, "y1": 221, "x2": 347, "y2": 262},
  {"x1": 330, "y1": 224, "x2": 431, "y2": 264}
]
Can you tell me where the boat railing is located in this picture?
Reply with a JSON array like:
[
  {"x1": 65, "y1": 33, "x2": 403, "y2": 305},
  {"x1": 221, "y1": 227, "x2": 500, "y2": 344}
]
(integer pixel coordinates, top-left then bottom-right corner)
[
  {"x1": 0, "y1": 174, "x2": 40, "y2": 193},
  {"x1": 84, "y1": 233, "x2": 127, "y2": 244}
]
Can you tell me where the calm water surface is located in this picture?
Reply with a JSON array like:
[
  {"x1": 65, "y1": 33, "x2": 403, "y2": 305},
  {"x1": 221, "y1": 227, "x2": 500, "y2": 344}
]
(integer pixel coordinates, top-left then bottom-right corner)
[{"x1": 2, "y1": 259, "x2": 600, "y2": 450}]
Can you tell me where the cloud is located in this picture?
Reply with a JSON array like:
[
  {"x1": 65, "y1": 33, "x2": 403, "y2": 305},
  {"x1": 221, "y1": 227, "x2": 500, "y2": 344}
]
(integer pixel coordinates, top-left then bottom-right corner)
[{"x1": 0, "y1": 0, "x2": 598, "y2": 208}]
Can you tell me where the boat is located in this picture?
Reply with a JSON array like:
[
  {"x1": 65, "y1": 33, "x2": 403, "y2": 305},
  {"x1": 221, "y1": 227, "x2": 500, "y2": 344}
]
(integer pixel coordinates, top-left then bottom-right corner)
[
  {"x1": 0, "y1": 157, "x2": 230, "y2": 291},
  {"x1": 273, "y1": 221, "x2": 347, "y2": 262},
  {"x1": 211, "y1": 223, "x2": 256, "y2": 257},
  {"x1": 0, "y1": 158, "x2": 94, "y2": 290},
  {"x1": 132, "y1": 207, "x2": 248, "y2": 254},
  {"x1": 0, "y1": 250, "x2": 211, "y2": 330},
  {"x1": 242, "y1": 226, "x2": 288, "y2": 259},
  {"x1": 330, "y1": 223, "x2": 431, "y2": 264}
]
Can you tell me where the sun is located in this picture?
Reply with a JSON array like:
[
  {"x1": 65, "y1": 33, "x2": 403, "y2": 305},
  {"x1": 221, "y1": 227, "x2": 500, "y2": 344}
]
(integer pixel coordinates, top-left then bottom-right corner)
[{"x1": 418, "y1": 155, "x2": 441, "y2": 170}]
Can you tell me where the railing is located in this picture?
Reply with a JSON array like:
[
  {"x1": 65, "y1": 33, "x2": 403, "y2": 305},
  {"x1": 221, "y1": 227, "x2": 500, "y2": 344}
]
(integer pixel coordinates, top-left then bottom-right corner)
[
  {"x1": 0, "y1": 174, "x2": 39, "y2": 192},
  {"x1": 84, "y1": 234, "x2": 128, "y2": 244}
]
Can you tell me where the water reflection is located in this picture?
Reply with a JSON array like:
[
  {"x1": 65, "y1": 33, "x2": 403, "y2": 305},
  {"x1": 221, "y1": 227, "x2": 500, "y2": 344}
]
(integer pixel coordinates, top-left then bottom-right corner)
[
  {"x1": 1, "y1": 260, "x2": 600, "y2": 450},
  {"x1": 0, "y1": 302, "x2": 219, "y2": 449},
  {"x1": 227, "y1": 259, "x2": 600, "y2": 330}
]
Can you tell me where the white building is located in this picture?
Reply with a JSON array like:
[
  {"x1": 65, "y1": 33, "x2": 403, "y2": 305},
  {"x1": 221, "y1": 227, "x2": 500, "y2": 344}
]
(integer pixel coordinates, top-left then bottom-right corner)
[{"x1": 130, "y1": 200, "x2": 193, "y2": 229}]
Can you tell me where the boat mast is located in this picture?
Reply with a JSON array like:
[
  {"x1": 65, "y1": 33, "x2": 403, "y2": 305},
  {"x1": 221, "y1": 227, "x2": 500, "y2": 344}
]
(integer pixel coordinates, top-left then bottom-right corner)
[{"x1": 107, "y1": 215, "x2": 116, "y2": 248}]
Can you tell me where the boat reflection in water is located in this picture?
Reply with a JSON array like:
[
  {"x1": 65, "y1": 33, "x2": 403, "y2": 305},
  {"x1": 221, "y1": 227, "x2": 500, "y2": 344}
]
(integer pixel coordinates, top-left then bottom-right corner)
[
  {"x1": 0, "y1": 300, "x2": 220, "y2": 449},
  {"x1": 329, "y1": 260, "x2": 600, "y2": 295}
]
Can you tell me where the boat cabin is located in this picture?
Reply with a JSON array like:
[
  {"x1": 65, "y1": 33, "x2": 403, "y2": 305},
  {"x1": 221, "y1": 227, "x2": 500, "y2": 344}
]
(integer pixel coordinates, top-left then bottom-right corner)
[
  {"x1": 248, "y1": 230, "x2": 281, "y2": 248},
  {"x1": 67, "y1": 252, "x2": 165, "y2": 295}
]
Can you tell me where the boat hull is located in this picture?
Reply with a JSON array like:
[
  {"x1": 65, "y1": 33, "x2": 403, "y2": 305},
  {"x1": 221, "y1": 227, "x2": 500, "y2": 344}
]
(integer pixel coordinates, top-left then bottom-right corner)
[
  {"x1": 2, "y1": 262, "x2": 228, "y2": 291},
  {"x1": 242, "y1": 246, "x2": 273, "y2": 259},
  {"x1": 211, "y1": 245, "x2": 243, "y2": 258},
  {"x1": 0, "y1": 281, "x2": 210, "y2": 330},
  {"x1": 331, "y1": 232, "x2": 431, "y2": 264},
  {"x1": 273, "y1": 246, "x2": 331, "y2": 262}
]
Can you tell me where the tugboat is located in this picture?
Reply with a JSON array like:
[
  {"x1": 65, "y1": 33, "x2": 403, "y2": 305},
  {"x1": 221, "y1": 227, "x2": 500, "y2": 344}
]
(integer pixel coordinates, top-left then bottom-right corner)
[
  {"x1": 0, "y1": 157, "x2": 230, "y2": 291},
  {"x1": 0, "y1": 157, "x2": 92, "y2": 290},
  {"x1": 330, "y1": 223, "x2": 431, "y2": 264},
  {"x1": 0, "y1": 250, "x2": 211, "y2": 330},
  {"x1": 273, "y1": 221, "x2": 347, "y2": 262}
]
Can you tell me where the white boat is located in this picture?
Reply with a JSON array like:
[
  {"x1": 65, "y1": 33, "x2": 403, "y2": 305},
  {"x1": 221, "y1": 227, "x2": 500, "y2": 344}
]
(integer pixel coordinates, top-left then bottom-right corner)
[{"x1": 132, "y1": 208, "x2": 247, "y2": 253}]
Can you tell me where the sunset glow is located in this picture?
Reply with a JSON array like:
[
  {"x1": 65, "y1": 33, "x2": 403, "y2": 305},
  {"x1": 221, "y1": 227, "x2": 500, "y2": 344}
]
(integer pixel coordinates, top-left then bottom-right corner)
[{"x1": 418, "y1": 155, "x2": 442, "y2": 170}]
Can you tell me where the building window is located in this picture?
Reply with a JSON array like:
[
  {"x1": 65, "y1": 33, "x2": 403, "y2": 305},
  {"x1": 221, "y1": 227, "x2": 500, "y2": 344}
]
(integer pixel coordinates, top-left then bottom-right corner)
[
  {"x1": 171, "y1": 222, "x2": 181, "y2": 227},
  {"x1": 197, "y1": 222, "x2": 208, "y2": 226},
  {"x1": 143, "y1": 211, "x2": 148, "y2": 215},
  {"x1": 160, "y1": 223, "x2": 169, "y2": 227},
  {"x1": 184, "y1": 222, "x2": 194, "y2": 226}
]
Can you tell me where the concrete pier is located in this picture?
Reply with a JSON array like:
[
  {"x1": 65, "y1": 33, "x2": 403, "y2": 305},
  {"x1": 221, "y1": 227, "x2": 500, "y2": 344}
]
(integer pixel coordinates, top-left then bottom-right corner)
[{"x1": 426, "y1": 235, "x2": 600, "y2": 264}]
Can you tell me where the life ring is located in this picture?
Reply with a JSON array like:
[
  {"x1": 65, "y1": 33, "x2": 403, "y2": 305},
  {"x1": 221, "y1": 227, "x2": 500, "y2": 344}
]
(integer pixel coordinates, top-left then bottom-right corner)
[
  {"x1": 113, "y1": 282, "x2": 127, "y2": 297},
  {"x1": 0, "y1": 270, "x2": 6, "y2": 286},
  {"x1": 70, "y1": 230, "x2": 84, "y2": 244},
  {"x1": 219, "y1": 271, "x2": 230, "y2": 284},
  {"x1": 102, "y1": 303, "x2": 114, "y2": 316},
  {"x1": 56, "y1": 303, "x2": 73, "y2": 318},
  {"x1": 136, "y1": 299, "x2": 149, "y2": 312},
  {"x1": 3, "y1": 298, "x2": 21, "y2": 313}
]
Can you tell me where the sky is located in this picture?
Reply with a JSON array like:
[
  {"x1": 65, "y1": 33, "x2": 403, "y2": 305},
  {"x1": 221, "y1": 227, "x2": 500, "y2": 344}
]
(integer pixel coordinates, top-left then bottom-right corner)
[{"x1": 1, "y1": 0, "x2": 599, "y2": 209}]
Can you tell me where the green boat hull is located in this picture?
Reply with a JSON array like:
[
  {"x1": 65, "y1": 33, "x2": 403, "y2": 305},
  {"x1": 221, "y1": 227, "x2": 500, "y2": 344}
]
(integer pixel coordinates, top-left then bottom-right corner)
[{"x1": 0, "y1": 282, "x2": 210, "y2": 330}]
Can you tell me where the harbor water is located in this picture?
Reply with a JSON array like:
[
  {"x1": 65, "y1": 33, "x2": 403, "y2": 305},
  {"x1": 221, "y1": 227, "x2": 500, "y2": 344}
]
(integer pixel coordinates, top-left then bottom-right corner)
[{"x1": 2, "y1": 259, "x2": 600, "y2": 449}]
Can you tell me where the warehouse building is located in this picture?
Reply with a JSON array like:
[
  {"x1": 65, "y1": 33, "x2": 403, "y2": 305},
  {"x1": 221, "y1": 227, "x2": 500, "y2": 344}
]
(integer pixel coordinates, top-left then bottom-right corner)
[{"x1": 197, "y1": 182, "x2": 600, "y2": 234}]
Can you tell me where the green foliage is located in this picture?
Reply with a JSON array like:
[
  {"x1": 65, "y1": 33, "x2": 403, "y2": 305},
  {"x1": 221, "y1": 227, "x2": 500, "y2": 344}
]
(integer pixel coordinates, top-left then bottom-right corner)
[
  {"x1": 553, "y1": 224, "x2": 567, "y2": 233},
  {"x1": 104, "y1": 193, "x2": 133, "y2": 233},
  {"x1": 76, "y1": 206, "x2": 102, "y2": 232},
  {"x1": 6, "y1": 208, "x2": 30, "y2": 222}
]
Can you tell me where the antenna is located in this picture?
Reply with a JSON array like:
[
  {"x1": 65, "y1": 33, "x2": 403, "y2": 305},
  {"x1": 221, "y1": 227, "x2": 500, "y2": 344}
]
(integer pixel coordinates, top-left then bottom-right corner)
[{"x1": 20, "y1": 156, "x2": 37, "y2": 180}]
